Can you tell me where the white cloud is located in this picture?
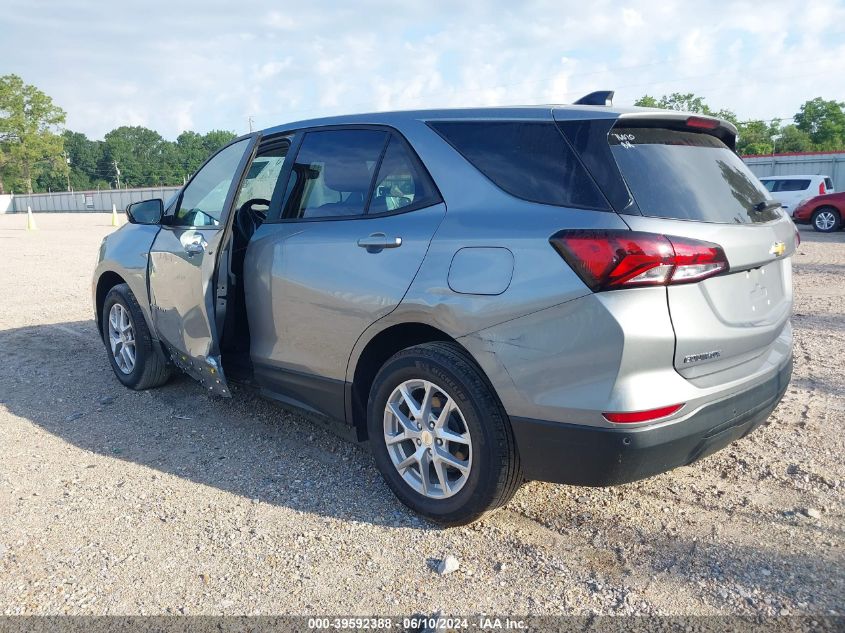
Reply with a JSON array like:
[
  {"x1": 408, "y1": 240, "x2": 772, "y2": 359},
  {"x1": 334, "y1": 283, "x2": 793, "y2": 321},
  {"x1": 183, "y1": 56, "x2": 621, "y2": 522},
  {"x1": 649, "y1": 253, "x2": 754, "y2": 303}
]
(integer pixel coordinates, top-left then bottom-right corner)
[
  {"x1": 621, "y1": 8, "x2": 644, "y2": 27},
  {"x1": 1, "y1": 0, "x2": 843, "y2": 139},
  {"x1": 254, "y1": 59, "x2": 293, "y2": 81}
]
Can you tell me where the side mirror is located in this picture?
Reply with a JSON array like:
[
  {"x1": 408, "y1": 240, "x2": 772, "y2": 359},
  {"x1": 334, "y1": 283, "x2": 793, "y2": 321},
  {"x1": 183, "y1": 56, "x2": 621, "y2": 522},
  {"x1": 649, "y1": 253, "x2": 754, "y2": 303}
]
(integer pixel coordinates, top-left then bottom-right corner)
[{"x1": 126, "y1": 198, "x2": 163, "y2": 225}]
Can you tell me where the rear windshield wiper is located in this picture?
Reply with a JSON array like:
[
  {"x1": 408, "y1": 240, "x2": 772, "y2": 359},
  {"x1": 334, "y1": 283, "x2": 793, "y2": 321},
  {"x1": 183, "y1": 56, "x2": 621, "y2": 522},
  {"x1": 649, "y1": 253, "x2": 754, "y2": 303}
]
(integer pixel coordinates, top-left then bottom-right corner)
[{"x1": 752, "y1": 200, "x2": 782, "y2": 214}]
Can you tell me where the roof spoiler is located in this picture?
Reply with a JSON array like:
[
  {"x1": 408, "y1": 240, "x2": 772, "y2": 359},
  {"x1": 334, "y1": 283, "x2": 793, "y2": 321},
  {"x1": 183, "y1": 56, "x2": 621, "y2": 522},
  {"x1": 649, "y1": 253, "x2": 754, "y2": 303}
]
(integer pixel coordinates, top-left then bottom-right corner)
[{"x1": 574, "y1": 90, "x2": 614, "y2": 106}]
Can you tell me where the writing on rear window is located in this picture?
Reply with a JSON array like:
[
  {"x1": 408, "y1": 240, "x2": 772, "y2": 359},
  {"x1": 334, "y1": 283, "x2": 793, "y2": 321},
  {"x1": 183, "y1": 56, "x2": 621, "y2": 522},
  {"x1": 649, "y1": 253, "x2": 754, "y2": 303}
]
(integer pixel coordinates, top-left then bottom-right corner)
[{"x1": 611, "y1": 132, "x2": 636, "y2": 149}]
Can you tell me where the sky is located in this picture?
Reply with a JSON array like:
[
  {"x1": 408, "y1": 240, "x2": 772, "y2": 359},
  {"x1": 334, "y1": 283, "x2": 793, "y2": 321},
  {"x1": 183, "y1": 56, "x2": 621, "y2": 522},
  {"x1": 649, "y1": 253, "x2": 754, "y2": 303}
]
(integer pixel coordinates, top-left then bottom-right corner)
[{"x1": 3, "y1": 0, "x2": 845, "y2": 140}]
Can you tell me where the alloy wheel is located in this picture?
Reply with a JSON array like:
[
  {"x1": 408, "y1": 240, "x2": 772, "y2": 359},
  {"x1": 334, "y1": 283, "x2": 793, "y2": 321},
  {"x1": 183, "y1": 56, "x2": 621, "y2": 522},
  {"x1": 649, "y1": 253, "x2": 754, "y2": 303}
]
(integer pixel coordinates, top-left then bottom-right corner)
[
  {"x1": 383, "y1": 379, "x2": 472, "y2": 499},
  {"x1": 108, "y1": 303, "x2": 136, "y2": 374},
  {"x1": 815, "y1": 210, "x2": 837, "y2": 231}
]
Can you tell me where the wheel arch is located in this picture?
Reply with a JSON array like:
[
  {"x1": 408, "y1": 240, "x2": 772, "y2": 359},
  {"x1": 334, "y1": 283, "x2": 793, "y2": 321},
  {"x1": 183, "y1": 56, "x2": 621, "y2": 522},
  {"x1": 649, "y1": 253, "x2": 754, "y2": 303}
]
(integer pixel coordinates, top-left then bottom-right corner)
[
  {"x1": 95, "y1": 270, "x2": 128, "y2": 338},
  {"x1": 813, "y1": 204, "x2": 841, "y2": 217},
  {"x1": 348, "y1": 322, "x2": 482, "y2": 441}
]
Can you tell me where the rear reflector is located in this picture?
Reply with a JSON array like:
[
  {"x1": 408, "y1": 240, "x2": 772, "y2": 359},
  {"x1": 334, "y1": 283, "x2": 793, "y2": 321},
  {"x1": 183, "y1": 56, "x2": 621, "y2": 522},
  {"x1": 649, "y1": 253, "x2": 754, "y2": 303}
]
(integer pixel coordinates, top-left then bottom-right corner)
[
  {"x1": 603, "y1": 404, "x2": 684, "y2": 424},
  {"x1": 550, "y1": 230, "x2": 729, "y2": 291},
  {"x1": 686, "y1": 116, "x2": 720, "y2": 130}
]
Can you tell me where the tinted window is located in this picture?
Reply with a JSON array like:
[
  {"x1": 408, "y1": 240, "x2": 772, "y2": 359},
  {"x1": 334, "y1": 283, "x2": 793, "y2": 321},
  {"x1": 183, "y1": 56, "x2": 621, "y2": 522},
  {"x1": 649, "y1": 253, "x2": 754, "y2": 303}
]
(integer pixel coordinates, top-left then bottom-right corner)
[
  {"x1": 283, "y1": 129, "x2": 387, "y2": 219},
  {"x1": 609, "y1": 127, "x2": 779, "y2": 224},
  {"x1": 774, "y1": 179, "x2": 810, "y2": 192},
  {"x1": 368, "y1": 136, "x2": 440, "y2": 214},
  {"x1": 429, "y1": 121, "x2": 609, "y2": 209},
  {"x1": 760, "y1": 179, "x2": 776, "y2": 192},
  {"x1": 173, "y1": 138, "x2": 251, "y2": 226},
  {"x1": 825, "y1": 177, "x2": 833, "y2": 191}
]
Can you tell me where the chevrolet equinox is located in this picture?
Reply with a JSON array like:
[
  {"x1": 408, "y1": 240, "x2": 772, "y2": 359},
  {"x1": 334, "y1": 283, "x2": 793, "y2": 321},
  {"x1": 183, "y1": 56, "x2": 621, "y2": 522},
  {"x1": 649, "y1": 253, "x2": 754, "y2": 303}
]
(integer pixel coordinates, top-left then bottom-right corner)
[{"x1": 93, "y1": 91, "x2": 795, "y2": 525}]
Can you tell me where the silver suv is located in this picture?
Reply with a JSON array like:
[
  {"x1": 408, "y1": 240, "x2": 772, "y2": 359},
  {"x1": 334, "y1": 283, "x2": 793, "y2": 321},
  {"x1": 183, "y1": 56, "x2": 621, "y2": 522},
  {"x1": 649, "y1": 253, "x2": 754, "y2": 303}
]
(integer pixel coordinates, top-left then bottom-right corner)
[{"x1": 93, "y1": 93, "x2": 795, "y2": 525}]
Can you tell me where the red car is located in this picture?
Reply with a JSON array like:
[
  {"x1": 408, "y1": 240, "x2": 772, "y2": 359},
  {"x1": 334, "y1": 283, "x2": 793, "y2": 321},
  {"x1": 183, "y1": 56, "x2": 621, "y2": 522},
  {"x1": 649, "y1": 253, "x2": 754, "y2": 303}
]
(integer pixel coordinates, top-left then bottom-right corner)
[{"x1": 792, "y1": 191, "x2": 844, "y2": 232}]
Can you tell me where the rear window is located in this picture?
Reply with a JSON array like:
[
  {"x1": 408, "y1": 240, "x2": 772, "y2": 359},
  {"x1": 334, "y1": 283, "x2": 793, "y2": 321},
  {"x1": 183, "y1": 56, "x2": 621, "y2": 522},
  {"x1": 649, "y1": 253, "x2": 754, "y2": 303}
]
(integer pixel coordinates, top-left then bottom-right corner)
[
  {"x1": 774, "y1": 179, "x2": 811, "y2": 192},
  {"x1": 825, "y1": 177, "x2": 833, "y2": 191},
  {"x1": 609, "y1": 127, "x2": 780, "y2": 224},
  {"x1": 760, "y1": 178, "x2": 812, "y2": 193},
  {"x1": 429, "y1": 121, "x2": 609, "y2": 210}
]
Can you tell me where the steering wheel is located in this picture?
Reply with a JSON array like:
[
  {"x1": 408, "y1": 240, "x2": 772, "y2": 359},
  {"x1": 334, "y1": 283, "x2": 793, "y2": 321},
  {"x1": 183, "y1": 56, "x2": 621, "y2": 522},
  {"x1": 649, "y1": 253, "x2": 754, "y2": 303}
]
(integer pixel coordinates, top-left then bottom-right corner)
[
  {"x1": 234, "y1": 198, "x2": 270, "y2": 245},
  {"x1": 393, "y1": 196, "x2": 412, "y2": 209}
]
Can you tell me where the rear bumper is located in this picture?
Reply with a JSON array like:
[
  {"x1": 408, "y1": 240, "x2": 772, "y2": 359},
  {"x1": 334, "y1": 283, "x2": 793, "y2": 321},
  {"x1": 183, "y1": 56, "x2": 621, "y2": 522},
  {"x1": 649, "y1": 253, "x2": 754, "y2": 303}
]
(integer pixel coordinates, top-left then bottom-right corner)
[{"x1": 511, "y1": 355, "x2": 792, "y2": 486}]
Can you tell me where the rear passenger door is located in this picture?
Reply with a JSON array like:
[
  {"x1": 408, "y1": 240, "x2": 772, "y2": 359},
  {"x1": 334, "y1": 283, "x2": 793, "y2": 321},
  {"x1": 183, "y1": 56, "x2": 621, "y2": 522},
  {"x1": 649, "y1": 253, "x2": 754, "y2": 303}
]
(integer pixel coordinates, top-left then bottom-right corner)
[{"x1": 243, "y1": 127, "x2": 446, "y2": 419}]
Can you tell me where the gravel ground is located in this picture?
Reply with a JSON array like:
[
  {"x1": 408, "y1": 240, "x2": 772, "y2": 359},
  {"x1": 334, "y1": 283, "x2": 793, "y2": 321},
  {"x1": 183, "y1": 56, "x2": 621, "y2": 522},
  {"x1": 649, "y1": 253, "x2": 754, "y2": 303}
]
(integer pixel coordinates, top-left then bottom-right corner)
[{"x1": 0, "y1": 213, "x2": 842, "y2": 617}]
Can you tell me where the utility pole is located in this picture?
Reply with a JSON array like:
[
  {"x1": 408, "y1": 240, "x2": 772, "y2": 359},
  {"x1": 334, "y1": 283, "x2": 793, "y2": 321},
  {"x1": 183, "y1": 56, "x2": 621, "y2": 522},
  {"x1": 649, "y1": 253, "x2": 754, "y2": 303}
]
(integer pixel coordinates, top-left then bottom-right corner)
[
  {"x1": 64, "y1": 153, "x2": 71, "y2": 192},
  {"x1": 771, "y1": 134, "x2": 782, "y2": 156},
  {"x1": 114, "y1": 160, "x2": 121, "y2": 189},
  {"x1": 248, "y1": 116, "x2": 254, "y2": 132}
]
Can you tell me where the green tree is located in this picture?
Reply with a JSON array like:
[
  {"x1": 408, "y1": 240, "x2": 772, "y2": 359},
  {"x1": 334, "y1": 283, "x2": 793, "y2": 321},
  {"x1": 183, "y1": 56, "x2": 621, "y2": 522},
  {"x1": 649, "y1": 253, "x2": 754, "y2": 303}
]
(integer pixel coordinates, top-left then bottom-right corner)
[
  {"x1": 793, "y1": 97, "x2": 845, "y2": 150},
  {"x1": 0, "y1": 74, "x2": 66, "y2": 194},
  {"x1": 170, "y1": 129, "x2": 237, "y2": 184},
  {"x1": 103, "y1": 125, "x2": 173, "y2": 187},
  {"x1": 735, "y1": 119, "x2": 781, "y2": 155},
  {"x1": 634, "y1": 92, "x2": 737, "y2": 123},
  {"x1": 62, "y1": 130, "x2": 105, "y2": 190},
  {"x1": 174, "y1": 130, "x2": 207, "y2": 180},
  {"x1": 34, "y1": 156, "x2": 70, "y2": 192},
  {"x1": 776, "y1": 125, "x2": 814, "y2": 153},
  {"x1": 202, "y1": 129, "x2": 237, "y2": 155},
  {"x1": 633, "y1": 95, "x2": 659, "y2": 108}
]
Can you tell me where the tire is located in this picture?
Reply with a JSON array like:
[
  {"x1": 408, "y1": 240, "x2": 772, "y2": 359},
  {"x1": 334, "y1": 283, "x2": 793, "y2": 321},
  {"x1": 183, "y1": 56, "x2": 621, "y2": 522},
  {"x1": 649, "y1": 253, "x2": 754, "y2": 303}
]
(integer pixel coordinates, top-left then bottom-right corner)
[
  {"x1": 812, "y1": 207, "x2": 841, "y2": 233},
  {"x1": 367, "y1": 341, "x2": 522, "y2": 525},
  {"x1": 101, "y1": 283, "x2": 171, "y2": 390}
]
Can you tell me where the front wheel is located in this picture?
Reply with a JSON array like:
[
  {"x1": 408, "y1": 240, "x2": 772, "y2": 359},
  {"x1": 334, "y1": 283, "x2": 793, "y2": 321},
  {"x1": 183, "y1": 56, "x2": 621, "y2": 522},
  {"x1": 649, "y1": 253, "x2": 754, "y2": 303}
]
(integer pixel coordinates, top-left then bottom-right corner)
[
  {"x1": 101, "y1": 284, "x2": 171, "y2": 390},
  {"x1": 367, "y1": 342, "x2": 522, "y2": 525},
  {"x1": 812, "y1": 207, "x2": 841, "y2": 233}
]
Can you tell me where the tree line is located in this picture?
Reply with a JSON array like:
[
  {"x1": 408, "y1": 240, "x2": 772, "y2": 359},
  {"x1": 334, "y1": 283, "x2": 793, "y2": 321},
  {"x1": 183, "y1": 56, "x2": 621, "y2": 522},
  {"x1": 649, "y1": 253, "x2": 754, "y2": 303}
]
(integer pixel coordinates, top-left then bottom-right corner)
[
  {"x1": 0, "y1": 74, "x2": 236, "y2": 195},
  {"x1": 2, "y1": 74, "x2": 845, "y2": 195},
  {"x1": 634, "y1": 93, "x2": 845, "y2": 155}
]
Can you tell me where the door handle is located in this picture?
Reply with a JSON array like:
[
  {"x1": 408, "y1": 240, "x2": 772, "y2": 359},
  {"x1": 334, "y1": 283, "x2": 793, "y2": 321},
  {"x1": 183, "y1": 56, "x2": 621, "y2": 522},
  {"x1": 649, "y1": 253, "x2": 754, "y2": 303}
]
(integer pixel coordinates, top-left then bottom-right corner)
[{"x1": 357, "y1": 233, "x2": 402, "y2": 252}]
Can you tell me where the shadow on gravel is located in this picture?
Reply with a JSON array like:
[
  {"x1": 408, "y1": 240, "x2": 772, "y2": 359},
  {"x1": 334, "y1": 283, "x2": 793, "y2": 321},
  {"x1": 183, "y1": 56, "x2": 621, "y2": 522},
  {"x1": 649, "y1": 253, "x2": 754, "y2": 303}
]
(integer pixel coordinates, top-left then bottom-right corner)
[
  {"x1": 0, "y1": 320, "x2": 438, "y2": 531},
  {"x1": 643, "y1": 534, "x2": 841, "y2": 608},
  {"x1": 4, "y1": 321, "x2": 844, "y2": 610},
  {"x1": 789, "y1": 375, "x2": 845, "y2": 398}
]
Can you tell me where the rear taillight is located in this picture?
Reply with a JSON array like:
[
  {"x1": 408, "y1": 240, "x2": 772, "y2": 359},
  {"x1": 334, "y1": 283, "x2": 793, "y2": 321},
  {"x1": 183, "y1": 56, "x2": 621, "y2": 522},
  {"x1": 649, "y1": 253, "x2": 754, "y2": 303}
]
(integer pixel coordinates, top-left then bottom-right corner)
[
  {"x1": 550, "y1": 230, "x2": 729, "y2": 291},
  {"x1": 819, "y1": 182, "x2": 825, "y2": 195}
]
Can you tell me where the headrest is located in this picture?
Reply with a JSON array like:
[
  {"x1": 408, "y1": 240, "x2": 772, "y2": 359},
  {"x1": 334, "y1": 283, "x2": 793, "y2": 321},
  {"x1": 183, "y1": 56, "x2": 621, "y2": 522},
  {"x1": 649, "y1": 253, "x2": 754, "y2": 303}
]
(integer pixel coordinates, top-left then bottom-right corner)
[{"x1": 323, "y1": 159, "x2": 371, "y2": 193}]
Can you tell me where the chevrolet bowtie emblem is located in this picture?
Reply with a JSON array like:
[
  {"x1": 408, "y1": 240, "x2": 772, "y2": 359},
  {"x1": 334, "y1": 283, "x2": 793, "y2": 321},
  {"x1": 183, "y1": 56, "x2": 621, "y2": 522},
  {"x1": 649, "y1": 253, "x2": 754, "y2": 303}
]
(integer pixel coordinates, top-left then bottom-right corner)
[{"x1": 770, "y1": 241, "x2": 786, "y2": 257}]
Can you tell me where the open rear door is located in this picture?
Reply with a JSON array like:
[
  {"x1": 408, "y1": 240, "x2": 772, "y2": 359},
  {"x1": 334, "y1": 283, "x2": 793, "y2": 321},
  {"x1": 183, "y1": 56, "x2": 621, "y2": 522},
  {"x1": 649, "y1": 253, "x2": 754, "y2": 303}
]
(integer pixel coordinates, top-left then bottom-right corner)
[{"x1": 148, "y1": 135, "x2": 259, "y2": 396}]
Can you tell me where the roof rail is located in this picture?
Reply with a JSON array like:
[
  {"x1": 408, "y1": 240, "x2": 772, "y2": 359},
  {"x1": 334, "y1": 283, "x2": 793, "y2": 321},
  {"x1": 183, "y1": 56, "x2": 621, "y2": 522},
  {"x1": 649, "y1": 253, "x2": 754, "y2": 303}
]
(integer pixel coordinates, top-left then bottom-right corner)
[{"x1": 574, "y1": 90, "x2": 614, "y2": 106}]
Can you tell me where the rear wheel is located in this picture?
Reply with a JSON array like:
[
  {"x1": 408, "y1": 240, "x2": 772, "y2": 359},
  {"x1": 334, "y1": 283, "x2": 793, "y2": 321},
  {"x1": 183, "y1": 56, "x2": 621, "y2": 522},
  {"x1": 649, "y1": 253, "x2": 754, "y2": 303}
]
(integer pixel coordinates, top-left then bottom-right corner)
[
  {"x1": 367, "y1": 342, "x2": 522, "y2": 525},
  {"x1": 102, "y1": 284, "x2": 171, "y2": 390},
  {"x1": 812, "y1": 207, "x2": 841, "y2": 233}
]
